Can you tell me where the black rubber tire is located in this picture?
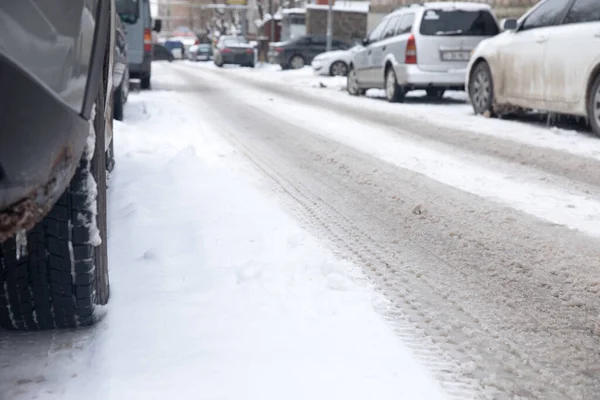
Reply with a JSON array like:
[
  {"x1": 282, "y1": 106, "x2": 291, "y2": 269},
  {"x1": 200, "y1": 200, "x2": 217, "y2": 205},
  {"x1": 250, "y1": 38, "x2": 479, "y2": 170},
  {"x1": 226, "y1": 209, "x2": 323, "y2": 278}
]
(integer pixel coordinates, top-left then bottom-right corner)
[
  {"x1": 469, "y1": 61, "x2": 495, "y2": 116},
  {"x1": 347, "y1": 65, "x2": 365, "y2": 96},
  {"x1": 0, "y1": 71, "x2": 110, "y2": 331},
  {"x1": 385, "y1": 67, "x2": 405, "y2": 103},
  {"x1": 113, "y1": 82, "x2": 124, "y2": 121},
  {"x1": 587, "y1": 74, "x2": 600, "y2": 138},
  {"x1": 140, "y1": 75, "x2": 151, "y2": 90},
  {"x1": 426, "y1": 88, "x2": 445, "y2": 99}
]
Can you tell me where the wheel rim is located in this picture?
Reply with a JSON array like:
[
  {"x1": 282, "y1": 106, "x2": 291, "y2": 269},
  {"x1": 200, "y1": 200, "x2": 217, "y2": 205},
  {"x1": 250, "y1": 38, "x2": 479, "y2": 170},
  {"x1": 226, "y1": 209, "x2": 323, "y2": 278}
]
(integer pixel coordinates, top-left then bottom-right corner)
[
  {"x1": 348, "y1": 69, "x2": 358, "y2": 94},
  {"x1": 331, "y1": 61, "x2": 347, "y2": 76},
  {"x1": 472, "y1": 68, "x2": 491, "y2": 111},
  {"x1": 291, "y1": 56, "x2": 304, "y2": 69},
  {"x1": 386, "y1": 70, "x2": 396, "y2": 100}
]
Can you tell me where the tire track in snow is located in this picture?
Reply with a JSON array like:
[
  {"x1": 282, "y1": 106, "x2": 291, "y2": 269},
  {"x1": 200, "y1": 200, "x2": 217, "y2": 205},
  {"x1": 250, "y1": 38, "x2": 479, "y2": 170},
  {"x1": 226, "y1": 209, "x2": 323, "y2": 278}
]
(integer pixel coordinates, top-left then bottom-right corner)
[{"x1": 169, "y1": 65, "x2": 600, "y2": 400}]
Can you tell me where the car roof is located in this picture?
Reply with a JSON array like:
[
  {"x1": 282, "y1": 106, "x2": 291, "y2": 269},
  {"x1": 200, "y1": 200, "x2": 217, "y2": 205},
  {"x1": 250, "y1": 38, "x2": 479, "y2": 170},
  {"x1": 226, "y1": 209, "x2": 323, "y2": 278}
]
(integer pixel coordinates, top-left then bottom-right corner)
[{"x1": 389, "y1": 1, "x2": 492, "y2": 16}]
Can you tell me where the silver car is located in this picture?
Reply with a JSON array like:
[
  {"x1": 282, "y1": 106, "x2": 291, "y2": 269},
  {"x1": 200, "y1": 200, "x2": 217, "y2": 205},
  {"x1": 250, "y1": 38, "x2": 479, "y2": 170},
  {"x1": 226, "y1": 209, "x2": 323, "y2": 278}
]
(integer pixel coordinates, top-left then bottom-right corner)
[{"x1": 348, "y1": 2, "x2": 500, "y2": 102}]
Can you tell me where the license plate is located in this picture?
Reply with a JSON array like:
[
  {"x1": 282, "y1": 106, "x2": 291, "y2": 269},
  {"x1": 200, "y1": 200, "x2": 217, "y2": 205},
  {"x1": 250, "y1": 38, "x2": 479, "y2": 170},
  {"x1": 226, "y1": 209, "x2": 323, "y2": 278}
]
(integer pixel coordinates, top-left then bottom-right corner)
[{"x1": 440, "y1": 51, "x2": 470, "y2": 61}]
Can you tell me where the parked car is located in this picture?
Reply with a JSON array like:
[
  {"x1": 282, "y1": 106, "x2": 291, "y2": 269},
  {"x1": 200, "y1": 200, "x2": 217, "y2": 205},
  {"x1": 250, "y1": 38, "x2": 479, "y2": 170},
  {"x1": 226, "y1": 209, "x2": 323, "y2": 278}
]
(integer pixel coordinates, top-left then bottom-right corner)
[
  {"x1": 348, "y1": 2, "x2": 500, "y2": 102},
  {"x1": 214, "y1": 36, "x2": 255, "y2": 68},
  {"x1": 269, "y1": 35, "x2": 352, "y2": 70},
  {"x1": 117, "y1": 0, "x2": 162, "y2": 89},
  {"x1": 187, "y1": 43, "x2": 213, "y2": 61},
  {"x1": 0, "y1": 0, "x2": 122, "y2": 331},
  {"x1": 153, "y1": 43, "x2": 175, "y2": 62},
  {"x1": 113, "y1": 16, "x2": 129, "y2": 121},
  {"x1": 164, "y1": 39, "x2": 185, "y2": 60},
  {"x1": 467, "y1": 0, "x2": 600, "y2": 137},
  {"x1": 312, "y1": 44, "x2": 362, "y2": 76}
]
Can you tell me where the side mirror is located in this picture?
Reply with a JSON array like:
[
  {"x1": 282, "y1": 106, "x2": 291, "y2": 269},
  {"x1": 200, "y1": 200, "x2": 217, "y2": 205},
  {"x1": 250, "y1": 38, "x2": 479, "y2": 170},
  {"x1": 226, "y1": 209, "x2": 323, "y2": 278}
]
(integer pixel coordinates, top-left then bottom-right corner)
[
  {"x1": 502, "y1": 18, "x2": 518, "y2": 31},
  {"x1": 361, "y1": 37, "x2": 369, "y2": 46},
  {"x1": 153, "y1": 19, "x2": 163, "y2": 33}
]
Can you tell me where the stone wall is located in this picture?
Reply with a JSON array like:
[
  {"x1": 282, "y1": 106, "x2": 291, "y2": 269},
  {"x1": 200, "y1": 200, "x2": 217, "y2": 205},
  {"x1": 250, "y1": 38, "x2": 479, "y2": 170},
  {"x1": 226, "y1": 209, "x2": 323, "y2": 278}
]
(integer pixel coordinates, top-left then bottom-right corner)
[
  {"x1": 370, "y1": 0, "x2": 540, "y2": 19},
  {"x1": 306, "y1": 9, "x2": 368, "y2": 41}
]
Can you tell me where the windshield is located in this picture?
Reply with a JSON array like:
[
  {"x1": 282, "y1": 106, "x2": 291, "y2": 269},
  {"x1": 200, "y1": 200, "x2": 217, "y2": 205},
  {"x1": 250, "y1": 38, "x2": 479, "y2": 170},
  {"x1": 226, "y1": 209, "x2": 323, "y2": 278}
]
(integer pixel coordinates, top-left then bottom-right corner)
[
  {"x1": 223, "y1": 39, "x2": 247, "y2": 46},
  {"x1": 116, "y1": 0, "x2": 140, "y2": 24},
  {"x1": 419, "y1": 9, "x2": 499, "y2": 36}
]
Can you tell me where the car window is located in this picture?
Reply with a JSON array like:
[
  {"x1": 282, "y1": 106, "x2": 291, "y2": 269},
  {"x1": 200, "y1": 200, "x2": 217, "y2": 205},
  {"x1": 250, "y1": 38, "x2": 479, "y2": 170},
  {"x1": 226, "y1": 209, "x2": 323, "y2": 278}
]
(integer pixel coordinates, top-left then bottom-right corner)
[
  {"x1": 564, "y1": 0, "x2": 600, "y2": 24},
  {"x1": 382, "y1": 16, "x2": 401, "y2": 39},
  {"x1": 396, "y1": 13, "x2": 415, "y2": 35},
  {"x1": 333, "y1": 39, "x2": 349, "y2": 49},
  {"x1": 294, "y1": 37, "x2": 311, "y2": 45},
  {"x1": 419, "y1": 9, "x2": 499, "y2": 36},
  {"x1": 521, "y1": 0, "x2": 565, "y2": 30},
  {"x1": 368, "y1": 18, "x2": 390, "y2": 43},
  {"x1": 310, "y1": 36, "x2": 327, "y2": 46}
]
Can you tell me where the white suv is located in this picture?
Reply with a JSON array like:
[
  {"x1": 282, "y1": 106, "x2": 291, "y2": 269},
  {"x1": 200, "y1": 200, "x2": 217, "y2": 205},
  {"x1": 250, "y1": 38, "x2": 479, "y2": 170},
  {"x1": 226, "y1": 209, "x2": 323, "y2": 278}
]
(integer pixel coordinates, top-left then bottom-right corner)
[
  {"x1": 466, "y1": 0, "x2": 600, "y2": 137},
  {"x1": 348, "y1": 2, "x2": 500, "y2": 102}
]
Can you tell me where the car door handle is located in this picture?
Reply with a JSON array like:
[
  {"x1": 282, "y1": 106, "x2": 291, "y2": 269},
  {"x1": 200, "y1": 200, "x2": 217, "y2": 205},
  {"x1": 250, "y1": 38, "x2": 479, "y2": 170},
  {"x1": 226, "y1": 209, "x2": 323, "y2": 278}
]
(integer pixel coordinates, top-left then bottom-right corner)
[
  {"x1": 368, "y1": 50, "x2": 372, "y2": 55},
  {"x1": 382, "y1": 46, "x2": 386, "y2": 51},
  {"x1": 535, "y1": 35, "x2": 548, "y2": 43},
  {"x1": 595, "y1": 32, "x2": 600, "y2": 38}
]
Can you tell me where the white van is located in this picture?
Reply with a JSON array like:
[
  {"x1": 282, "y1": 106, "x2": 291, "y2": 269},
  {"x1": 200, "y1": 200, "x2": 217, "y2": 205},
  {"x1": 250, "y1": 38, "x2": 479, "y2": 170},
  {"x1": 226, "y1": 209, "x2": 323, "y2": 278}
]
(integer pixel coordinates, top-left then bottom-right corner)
[{"x1": 116, "y1": 0, "x2": 162, "y2": 89}]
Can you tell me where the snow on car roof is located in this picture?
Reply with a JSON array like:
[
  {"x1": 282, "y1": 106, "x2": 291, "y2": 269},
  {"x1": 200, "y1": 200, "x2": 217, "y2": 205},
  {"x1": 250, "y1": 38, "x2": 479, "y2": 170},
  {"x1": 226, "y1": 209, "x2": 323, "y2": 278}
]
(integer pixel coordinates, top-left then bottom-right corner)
[
  {"x1": 307, "y1": 1, "x2": 370, "y2": 14},
  {"x1": 282, "y1": 8, "x2": 307, "y2": 14},
  {"x1": 423, "y1": 2, "x2": 492, "y2": 11}
]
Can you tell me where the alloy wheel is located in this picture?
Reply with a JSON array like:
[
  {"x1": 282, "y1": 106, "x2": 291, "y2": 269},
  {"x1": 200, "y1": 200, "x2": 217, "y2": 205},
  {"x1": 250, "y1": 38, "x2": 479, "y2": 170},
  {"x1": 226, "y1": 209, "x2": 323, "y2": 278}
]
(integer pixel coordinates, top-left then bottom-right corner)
[{"x1": 330, "y1": 61, "x2": 348, "y2": 76}]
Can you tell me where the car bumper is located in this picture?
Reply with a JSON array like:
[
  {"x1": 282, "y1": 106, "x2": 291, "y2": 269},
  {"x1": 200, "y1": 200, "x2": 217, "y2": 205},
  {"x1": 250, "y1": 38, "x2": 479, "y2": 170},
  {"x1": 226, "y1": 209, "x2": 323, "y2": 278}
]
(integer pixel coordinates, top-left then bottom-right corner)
[
  {"x1": 221, "y1": 53, "x2": 254, "y2": 65},
  {"x1": 396, "y1": 64, "x2": 467, "y2": 90},
  {"x1": 311, "y1": 60, "x2": 329, "y2": 75},
  {"x1": 268, "y1": 51, "x2": 286, "y2": 66},
  {"x1": 196, "y1": 53, "x2": 211, "y2": 61}
]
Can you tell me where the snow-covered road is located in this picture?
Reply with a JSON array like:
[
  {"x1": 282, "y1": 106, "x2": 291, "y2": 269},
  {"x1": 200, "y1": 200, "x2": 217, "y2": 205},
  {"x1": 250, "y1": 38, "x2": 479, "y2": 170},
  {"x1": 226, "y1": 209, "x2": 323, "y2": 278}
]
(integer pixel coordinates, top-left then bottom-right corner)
[{"x1": 3, "y1": 61, "x2": 600, "y2": 400}]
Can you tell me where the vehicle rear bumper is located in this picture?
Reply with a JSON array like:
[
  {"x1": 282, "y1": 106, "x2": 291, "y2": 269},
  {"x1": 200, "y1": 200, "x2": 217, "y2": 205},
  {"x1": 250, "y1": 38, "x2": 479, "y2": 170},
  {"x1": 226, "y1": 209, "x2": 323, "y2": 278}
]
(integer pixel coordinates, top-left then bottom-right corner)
[
  {"x1": 221, "y1": 53, "x2": 254, "y2": 65},
  {"x1": 268, "y1": 51, "x2": 286, "y2": 66},
  {"x1": 397, "y1": 64, "x2": 466, "y2": 90},
  {"x1": 129, "y1": 52, "x2": 152, "y2": 78},
  {"x1": 0, "y1": 53, "x2": 90, "y2": 241}
]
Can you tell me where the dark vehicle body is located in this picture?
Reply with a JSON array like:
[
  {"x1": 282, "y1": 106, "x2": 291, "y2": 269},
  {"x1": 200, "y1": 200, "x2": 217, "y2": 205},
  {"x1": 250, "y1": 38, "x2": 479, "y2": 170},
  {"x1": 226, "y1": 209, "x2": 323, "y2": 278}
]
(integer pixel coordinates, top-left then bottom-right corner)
[
  {"x1": 268, "y1": 35, "x2": 351, "y2": 70},
  {"x1": 164, "y1": 39, "x2": 185, "y2": 59},
  {"x1": 0, "y1": 0, "x2": 109, "y2": 236},
  {"x1": 0, "y1": 0, "x2": 145, "y2": 332},
  {"x1": 153, "y1": 43, "x2": 174, "y2": 62},
  {"x1": 188, "y1": 43, "x2": 213, "y2": 61},
  {"x1": 113, "y1": 16, "x2": 130, "y2": 121},
  {"x1": 214, "y1": 36, "x2": 255, "y2": 68}
]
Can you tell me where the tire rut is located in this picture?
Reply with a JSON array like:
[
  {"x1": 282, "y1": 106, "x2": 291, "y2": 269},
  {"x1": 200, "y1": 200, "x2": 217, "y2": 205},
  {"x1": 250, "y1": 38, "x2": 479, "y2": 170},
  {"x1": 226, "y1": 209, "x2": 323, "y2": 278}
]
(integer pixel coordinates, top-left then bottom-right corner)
[{"x1": 174, "y1": 66, "x2": 600, "y2": 400}]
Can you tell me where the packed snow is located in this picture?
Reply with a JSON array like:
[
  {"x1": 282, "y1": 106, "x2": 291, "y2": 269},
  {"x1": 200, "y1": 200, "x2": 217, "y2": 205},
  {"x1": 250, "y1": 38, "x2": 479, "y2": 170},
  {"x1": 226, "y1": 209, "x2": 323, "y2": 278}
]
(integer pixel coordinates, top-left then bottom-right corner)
[
  {"x1": 186, "y1": 62, "x2": 600, "y2": 162},
  {"x1": 176, "y1": 62, "x2": 600, "y2": 239},
  {"x1": 0, "y1": 77, "x2": 448, "y2": 400}
]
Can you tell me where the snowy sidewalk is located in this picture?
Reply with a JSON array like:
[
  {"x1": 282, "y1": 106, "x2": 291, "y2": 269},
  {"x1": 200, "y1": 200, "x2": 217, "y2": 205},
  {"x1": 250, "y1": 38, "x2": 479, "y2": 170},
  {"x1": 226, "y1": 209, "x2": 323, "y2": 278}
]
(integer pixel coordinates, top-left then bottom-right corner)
[{"x1": 0, "y1": 84, "x2": 448, "y2": 399}]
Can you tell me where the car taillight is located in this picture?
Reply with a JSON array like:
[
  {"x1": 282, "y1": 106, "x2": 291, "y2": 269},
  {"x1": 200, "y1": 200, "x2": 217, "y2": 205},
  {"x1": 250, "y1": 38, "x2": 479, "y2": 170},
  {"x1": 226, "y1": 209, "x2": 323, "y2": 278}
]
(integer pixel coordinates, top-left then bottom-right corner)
[
  {"x1": 245, "y1": 48, "x2": 253, "y2": 54},
  {"x1": 222, "y1": 48, "x2": 231, "y2": 53},
  {"x1": 144, "y1": 28, "x2": 152, "y2": 52},
  {"x1": 276, "y1": 47, "x2": 284, "y2": 53},
  {"x1": 195, "y1": 39, "x2": 200, "y2": 45},
  {"x1": 405, "y1": 34, "x2": 417, "y2": 64}
]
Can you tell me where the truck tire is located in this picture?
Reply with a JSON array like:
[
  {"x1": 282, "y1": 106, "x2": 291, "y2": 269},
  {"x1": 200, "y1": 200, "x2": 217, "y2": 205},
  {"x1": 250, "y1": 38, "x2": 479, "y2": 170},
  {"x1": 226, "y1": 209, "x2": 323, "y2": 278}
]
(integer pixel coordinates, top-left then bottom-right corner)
[
  {"x1": 0, "y1": 81, "x2": 110, "y2": 331},
  {"x1": 141, "y1": 75, "x2": 151, "y2": 90}
]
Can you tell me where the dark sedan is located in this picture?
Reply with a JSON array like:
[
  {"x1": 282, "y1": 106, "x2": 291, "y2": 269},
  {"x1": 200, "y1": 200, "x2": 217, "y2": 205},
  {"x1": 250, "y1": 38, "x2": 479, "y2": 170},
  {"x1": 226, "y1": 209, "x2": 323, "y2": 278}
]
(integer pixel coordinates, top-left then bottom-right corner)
[
  {"x1": 268, "y1": 35, "x2": 351, "y2": 70},
  {"x1": 214, "y1": 36, "x2": 255, "y2": 68}
]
